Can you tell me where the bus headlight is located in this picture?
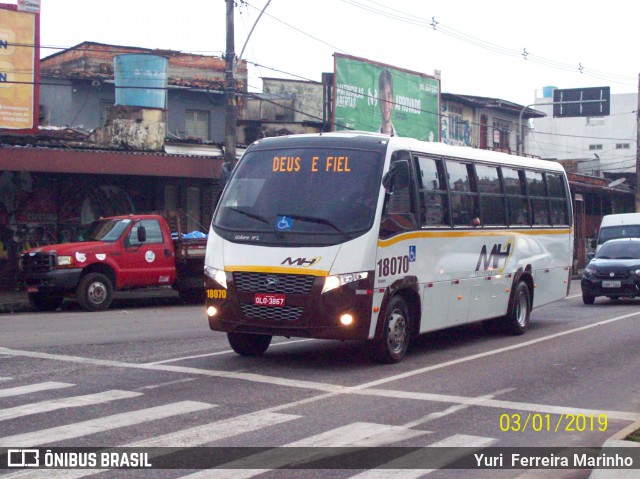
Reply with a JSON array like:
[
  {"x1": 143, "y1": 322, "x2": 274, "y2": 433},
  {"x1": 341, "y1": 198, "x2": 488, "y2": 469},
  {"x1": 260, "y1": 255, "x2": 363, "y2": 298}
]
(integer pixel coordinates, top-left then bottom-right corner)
[
  {"x1": 322, "y1": 272, "x2": 368, "y2": 294},
  {"x1": 204, "y1": 266, "x2": 227, "y2": 289}
]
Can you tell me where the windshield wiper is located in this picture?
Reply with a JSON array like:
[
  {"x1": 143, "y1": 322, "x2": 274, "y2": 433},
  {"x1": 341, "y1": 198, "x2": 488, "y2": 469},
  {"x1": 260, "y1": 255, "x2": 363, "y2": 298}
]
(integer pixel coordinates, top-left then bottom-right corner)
[
  {"x1": 227, "y1": 207, "x2": 270, "y2": 225},
  {"x1": 279, "y1": 213, "x2": 346, "y2": 236}
]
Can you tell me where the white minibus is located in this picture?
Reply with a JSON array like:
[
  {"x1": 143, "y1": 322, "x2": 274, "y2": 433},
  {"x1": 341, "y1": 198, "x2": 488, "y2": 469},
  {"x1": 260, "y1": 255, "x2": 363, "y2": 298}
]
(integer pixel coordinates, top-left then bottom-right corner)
[
  {"x1": 595, "y1": 213, "x2": 640, "y2": 253},
  {"x1": 204, "y1": 132, "x2": 573, "y2": 363}
]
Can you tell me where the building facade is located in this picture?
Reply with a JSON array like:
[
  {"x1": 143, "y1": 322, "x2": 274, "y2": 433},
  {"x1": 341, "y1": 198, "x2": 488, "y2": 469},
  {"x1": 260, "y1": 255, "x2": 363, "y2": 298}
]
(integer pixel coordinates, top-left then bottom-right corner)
[
  {"x1": 527, "y1": 88, "x2": 637, "y2": 176},
  {"x1": 0, "y1": 42, "x2": 247, "y2": 291}
]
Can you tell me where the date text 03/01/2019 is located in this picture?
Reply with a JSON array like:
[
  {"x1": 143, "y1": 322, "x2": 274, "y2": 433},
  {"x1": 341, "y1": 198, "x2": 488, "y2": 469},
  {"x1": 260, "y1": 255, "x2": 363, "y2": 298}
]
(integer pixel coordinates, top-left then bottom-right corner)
[{"x1": 499, "y1": 413, "x2": 608, "y2": 432}]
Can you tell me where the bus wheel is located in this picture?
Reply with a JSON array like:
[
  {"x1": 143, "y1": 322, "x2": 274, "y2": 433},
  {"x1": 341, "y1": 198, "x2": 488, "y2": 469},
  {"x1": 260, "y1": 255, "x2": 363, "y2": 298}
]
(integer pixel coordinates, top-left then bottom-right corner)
[
  {"x1": 77, "y1": 273, "x2": 113, "y2": 311},
  {"x1": 368, "y1": 296, "x2": 410, "y2": 364},
  {"x1": 502, "y1": 281, "x2": 530, "y2": 335},
  {"x1": 227, "y1": 332, "x2": 272, "y2": 356}
]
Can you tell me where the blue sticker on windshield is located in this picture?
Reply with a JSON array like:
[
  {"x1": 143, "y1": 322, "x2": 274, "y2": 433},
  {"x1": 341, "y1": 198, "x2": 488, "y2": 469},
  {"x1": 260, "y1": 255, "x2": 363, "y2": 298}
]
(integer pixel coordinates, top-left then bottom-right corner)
[{"x1": 277, "y1": 216, "x2": 293, "y2": 230}]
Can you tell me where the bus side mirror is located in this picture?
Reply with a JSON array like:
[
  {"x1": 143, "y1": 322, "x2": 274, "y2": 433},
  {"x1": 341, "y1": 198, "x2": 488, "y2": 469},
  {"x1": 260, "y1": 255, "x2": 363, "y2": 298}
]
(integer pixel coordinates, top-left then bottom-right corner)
[
  {"x1": 137, "y1": 225, "x2": 147, "y2": 243},
  {"x1": 382, "y1": 161, "x2": 410, "y2": 192},
  {"x1": 220, "y1": 162, "x2": 234, "y2": 187}
]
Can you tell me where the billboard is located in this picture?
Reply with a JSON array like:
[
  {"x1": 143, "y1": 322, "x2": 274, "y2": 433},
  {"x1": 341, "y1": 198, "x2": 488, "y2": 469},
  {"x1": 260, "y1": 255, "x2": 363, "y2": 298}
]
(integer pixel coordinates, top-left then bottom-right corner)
[
  {"x1": 333, "y1": 53, "x2": 440, "y2": 141},
  {"x1": 552, "y1": 87, "x2": 610, "y2": 118},
  {"x1": 0, "y1": 3, "x2": 39, "y2": 130}
]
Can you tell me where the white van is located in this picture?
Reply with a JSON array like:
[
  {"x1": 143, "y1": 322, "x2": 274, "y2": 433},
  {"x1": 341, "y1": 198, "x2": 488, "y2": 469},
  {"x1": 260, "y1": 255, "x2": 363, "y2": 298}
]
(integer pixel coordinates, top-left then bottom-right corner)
[{"x1": 596, "y1": 213, "x2": 640, "y2": 253}]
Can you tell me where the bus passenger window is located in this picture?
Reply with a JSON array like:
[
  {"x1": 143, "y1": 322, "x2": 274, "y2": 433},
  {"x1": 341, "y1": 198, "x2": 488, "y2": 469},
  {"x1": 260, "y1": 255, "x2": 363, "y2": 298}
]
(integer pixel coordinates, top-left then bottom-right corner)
[
  {"x1": 416, "y1": 156, "x2": 449, "y2": 227},
  {"x1": 380, "y1": 160, "x2": 417, "y2": 236}
]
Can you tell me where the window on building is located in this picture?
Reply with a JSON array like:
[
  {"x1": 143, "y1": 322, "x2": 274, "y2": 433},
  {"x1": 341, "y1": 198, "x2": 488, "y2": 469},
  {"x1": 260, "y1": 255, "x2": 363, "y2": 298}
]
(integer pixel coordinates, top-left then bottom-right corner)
[
  {"x1": 185, "y1": 110, "x2": 210, "y2": 140},
  {"x1": 448, "y1": 105, "x2": 465, "y2": 143},
  {"x1": 589, "y1": 144, "x2": 603, "y2": 151},
  {"x1": 616, "y1": 143, "x2": 630, "y2": 149},
  {"x1": 492, "y1": 119, "x2": 511, "y2": 149}
]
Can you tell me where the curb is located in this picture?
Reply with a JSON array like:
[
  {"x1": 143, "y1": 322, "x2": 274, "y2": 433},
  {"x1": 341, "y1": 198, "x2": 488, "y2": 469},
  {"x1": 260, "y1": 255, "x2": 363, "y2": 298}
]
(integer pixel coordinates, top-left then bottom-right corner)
[{"x1": 588, "y1": 419, "x2": 640, "y2": 479}]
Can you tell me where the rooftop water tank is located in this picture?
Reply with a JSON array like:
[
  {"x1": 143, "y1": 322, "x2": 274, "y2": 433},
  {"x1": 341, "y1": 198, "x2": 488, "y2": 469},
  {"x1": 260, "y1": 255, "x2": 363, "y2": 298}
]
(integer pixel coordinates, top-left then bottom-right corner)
[
  {"x1": 114, "y1": 54, "x2": 168, "y2": 109},
  {"x1": 542, "y1": 85, "x2": 557, "y2": 98}
]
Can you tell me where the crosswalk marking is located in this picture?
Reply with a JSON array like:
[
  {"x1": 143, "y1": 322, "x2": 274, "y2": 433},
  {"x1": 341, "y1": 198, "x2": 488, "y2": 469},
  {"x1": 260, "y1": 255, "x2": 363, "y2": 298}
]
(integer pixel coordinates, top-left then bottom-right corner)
[
  {"x1": 183, "y1": 422, "x2": 430, "y2": 479},
  {"x1": 0, "y1": 382, "x2": 73, "y2": 398},
  {"x1": 4, "y1": 411, "x2": 302, "y2": 479},
  {"x1": 0, "y1": 390, "x2": 142, "y2": 422},
  {"x1": 0, "y1": 400, "x2": 214, "y2": 447},
  {"x1": 350, "y1": 434, "x2": 498, "y2": 478}
]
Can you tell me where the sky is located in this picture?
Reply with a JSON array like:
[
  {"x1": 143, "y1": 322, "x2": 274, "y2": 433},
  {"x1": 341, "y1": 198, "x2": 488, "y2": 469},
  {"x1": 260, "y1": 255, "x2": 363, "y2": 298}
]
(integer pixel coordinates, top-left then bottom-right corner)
[{"x1": 27, "y1": 0, "x2": 640, "y2": 107}]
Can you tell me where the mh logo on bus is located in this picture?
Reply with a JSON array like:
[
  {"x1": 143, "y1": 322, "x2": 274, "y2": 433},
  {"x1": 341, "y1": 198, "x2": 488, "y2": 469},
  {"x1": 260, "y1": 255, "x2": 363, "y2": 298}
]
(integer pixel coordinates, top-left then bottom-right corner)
[
  {"x1": 281, "y1": 256, "x2": 322, "y2": 267},
  {"x1": 475, "y1": 239, "x2": 514, "y2": 273}
]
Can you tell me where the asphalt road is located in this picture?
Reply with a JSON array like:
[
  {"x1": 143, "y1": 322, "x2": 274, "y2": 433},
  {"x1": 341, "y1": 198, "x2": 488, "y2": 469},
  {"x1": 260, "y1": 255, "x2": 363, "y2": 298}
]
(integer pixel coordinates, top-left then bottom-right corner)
[{"x1": 0, "y1": 280, "x2": 639, "y2": 478}]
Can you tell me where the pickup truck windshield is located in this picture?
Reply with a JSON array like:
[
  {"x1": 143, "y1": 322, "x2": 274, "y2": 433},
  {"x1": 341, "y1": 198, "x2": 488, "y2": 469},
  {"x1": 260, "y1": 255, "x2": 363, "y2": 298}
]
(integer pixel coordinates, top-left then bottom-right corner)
[
  {"x1": 213, "y1": 146, "x2": 385, "y2": 245},
  {"x1": 84, "y1": 219, "x2": 131, "y2": 242}
]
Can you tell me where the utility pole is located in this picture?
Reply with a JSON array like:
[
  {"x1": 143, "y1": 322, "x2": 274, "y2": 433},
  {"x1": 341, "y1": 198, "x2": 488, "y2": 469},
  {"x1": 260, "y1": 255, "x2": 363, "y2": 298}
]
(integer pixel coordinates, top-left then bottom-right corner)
[
  {"x1": 636, "y1": 73, "x2": 640, "y2": 212},
  {"x1": 224, "y1": 0, "x2": 237, "y2": 168}
]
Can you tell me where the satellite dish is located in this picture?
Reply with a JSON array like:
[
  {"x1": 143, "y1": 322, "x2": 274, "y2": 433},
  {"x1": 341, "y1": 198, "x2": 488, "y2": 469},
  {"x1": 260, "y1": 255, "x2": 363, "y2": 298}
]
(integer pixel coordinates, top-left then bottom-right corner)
[{"x1": 607, "y1": 178, "x2": 626, "y2": 188}]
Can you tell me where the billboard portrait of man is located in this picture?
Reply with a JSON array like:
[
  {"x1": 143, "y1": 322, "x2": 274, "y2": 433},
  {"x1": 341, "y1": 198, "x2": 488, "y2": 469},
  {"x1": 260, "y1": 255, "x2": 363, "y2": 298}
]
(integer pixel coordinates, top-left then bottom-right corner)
[
  {"x1": 378, "y1": 69, "x2": 395, "y2": 136},
  {"x1": 333, "y1": 53, "x2": 440, "y2": 142}
]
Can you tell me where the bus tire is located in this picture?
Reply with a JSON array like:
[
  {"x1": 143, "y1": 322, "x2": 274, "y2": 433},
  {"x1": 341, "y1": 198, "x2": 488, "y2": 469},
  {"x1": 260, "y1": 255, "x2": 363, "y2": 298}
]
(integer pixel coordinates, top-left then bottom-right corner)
[
  {"x1": 367, "y1": 295, "x2": 411, "y2": 364},
  {"x1": 502, "y1": 281, "x2": 530, "y2": 335},
  {"x1": 227, "y1": 332, "x2": 272, "y2": 356},
  {"x1": 77, "y1": 273, "x2": 113, "y2": 311},
  {"x1": 28, "y1": 293, "x2": 63, "y2": 312}
]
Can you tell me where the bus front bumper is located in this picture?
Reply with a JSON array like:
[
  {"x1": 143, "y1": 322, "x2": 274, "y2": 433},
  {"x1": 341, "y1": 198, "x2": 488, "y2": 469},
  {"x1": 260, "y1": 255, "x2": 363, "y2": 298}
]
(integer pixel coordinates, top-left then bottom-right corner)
[{"x1": 205, "y1": 273, "x2": 375, "y2": 341}]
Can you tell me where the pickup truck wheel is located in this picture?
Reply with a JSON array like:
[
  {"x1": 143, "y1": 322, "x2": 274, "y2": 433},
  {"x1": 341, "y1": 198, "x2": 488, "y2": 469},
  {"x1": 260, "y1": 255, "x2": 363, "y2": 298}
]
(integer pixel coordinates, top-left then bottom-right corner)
[
  {"x1": 227, "y1": 332, "x2": 272, "y2": 356},
  {"x1": 77, "y1": 273, "x2": 113, "y2": 311},
  {"x1": 28, "y1": 293, "x2": 63, "y2": 312}
]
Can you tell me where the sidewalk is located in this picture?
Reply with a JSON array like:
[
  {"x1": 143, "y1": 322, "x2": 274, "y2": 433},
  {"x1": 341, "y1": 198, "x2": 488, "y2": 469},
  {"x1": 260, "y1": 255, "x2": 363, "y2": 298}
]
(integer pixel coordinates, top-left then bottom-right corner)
[{"x1": 0, "y1": 288, "x2": 183, "y2": 314}]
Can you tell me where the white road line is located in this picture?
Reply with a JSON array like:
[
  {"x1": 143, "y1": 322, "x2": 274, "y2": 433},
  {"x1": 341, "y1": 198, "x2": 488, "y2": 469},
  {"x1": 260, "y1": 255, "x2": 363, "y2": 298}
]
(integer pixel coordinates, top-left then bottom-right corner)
[
  {"x1": 0, "y1": 381, "x2": 73, "y2": 398},
  {"x1": 0, "y1": 390, "x2": 142, "y2": 422},
  {"x1": 182, "y1": 422, "x2": 429, "y2": 479},
  {"x1": 402, "y1": 388, "x2": 515, "y2": 428},
  {"x1": 137, "y1": 378, "x2": 195, "y2": 390},
  {"x1": 0, "y1": 400, "x2": 214, "y2": 447},
  {"x1": 1, "y1": 309, "x2": 638, "y2": 423},
  {"x1": 351, "y1": 434, "x2": 497, "y2": 478},
  {"x1": 0, "y1": 376, "x2": 11, "y2": 381},
  {"x1": 355, "y1": 388, "x2": 640, "y2": 422},
  {"x1": 147, "y1": 338, "x2": 315, "y2": 364},
  {"x1": 5, "y1": 411, "x2": 302, "y2": 479}
]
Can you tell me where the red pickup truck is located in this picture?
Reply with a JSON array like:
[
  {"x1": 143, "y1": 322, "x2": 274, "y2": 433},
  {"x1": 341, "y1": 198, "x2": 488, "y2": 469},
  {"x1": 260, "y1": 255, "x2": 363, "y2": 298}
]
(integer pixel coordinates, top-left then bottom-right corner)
[{"x1": 18, "y1": 213, "x2": 206, "y2": 311}]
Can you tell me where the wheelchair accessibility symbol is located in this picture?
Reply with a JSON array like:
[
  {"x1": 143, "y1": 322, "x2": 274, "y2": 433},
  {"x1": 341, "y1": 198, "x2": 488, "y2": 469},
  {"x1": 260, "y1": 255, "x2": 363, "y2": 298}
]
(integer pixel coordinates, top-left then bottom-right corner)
[
  {"x1": 277, "y1": 216, "x2": 293, "y2": 231},
  {"x1": 409, "y1": 245, "x2": 416, "y2": 262}
]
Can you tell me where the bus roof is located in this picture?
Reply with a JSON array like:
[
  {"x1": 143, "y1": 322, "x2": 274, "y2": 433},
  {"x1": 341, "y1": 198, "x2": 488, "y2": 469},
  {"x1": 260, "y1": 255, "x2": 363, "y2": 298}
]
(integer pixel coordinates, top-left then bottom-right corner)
[{"x1": 248, "y1": 132, "x2": 566, "y2": 174}]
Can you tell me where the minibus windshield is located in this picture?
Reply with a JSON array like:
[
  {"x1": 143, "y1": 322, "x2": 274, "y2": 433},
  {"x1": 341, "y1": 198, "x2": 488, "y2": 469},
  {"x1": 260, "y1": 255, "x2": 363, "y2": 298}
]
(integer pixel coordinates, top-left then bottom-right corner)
[{"x1": 213, "y1": 146, "x2": 385, "y2": 245}]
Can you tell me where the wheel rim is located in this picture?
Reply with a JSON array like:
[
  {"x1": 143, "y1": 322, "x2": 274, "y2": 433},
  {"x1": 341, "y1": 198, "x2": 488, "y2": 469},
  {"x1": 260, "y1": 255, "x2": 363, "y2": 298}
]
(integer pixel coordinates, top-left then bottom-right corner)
[
  {"x1": 515, "y1": 291, "x2": 528, "y2": 327},
  {"x1": 87, "y1": 281, "x2": 107, "y2": 305},
  {"x1": 387, "y1": 308, "x2": 407, "y2": 354}
]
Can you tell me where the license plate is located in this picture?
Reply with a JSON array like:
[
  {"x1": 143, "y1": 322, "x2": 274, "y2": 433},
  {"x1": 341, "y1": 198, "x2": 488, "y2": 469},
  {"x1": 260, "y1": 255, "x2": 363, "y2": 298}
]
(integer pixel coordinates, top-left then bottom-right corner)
[
  {"x1": 27, "y1": 286, "x2": 38, "y2": 293},
  {"x1": 602, "y1": 280, "x2": 621, "y2": 288},
  {"x1": 254, "y1": 293, "x2": 285, "y2": 307}
]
